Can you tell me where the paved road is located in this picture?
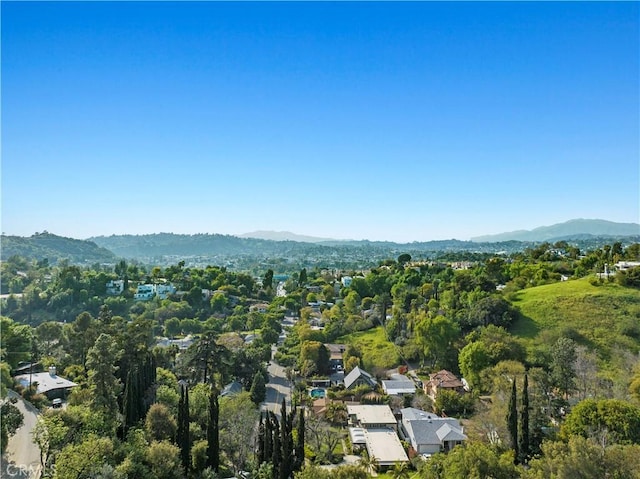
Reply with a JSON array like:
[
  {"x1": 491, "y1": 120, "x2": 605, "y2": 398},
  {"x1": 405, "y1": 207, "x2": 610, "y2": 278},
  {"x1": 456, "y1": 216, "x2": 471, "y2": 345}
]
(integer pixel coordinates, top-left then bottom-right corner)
[
  {"x1": 263, "y1": 354, "x2": 292, "y2": 418},
  {"x1": 1, "y1": 391, "x2": 41, "y2": 479}
]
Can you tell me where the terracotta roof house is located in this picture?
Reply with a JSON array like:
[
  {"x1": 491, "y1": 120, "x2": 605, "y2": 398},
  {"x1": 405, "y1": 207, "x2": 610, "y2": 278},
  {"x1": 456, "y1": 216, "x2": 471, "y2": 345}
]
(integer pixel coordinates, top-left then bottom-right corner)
[
  {"x1": 344, "y1": 366, "x2": 377, "y2": 390},
  {"x1": 424, "y1": 370, "x2": 465, "y2": 400},
  {"x1": 399, "y1": 407, "x2": 467, "y2": 456}
]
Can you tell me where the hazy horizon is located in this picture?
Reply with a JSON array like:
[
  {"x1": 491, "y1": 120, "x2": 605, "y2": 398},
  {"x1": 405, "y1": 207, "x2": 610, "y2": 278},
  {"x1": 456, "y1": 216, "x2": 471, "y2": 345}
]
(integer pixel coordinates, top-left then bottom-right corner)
[{"x1": 2, "y1": 2, "x2": 638, "y2": 243}]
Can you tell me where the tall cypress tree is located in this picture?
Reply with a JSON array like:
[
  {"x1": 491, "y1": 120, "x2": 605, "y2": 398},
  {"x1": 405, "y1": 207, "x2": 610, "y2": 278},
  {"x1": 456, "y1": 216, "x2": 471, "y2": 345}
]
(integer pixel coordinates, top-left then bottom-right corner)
[
  {"x1": 518, "y1": 374, "x2": 530, "y2": 464},
  {"x1": 294, "y1": 407, "x2": 305, "y2": 472},
  {"x1": 256, "y1": 413, "x2": 265, "y2": 465},
  {"x1": 207, "y1": 386, "x2": 220, "y2": 472},
  {"x1": 177, "y1": 384, "x2": 191, "y2": 473},
  {"x1": 270, "y1": 412, "x2": 281, "y2": 479},
  {"x1": 263, "y1": 412, "x2": 273, "y2": 463},
  {"x1": 279, "y1": 399, "x2": 293, "y2": 479},
  {"x1": 507, "y1": 378, "x2": 519, "y2": 465},
  {"x1": 123, "y1": 368, "x2": 137, "y2": 430}
]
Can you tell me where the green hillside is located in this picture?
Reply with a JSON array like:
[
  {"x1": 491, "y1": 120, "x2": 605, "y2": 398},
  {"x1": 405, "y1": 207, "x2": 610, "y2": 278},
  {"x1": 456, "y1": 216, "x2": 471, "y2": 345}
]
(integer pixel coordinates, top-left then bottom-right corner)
[
  {"x1": 509, "y1": 277, "x2": 640, "y2": 358},
  {"x1": 338, "y1": 327, "x2": 401, "y2": 371},
  {"x1": 0, "y1": 232, "x2": 117, "y2": 264}
]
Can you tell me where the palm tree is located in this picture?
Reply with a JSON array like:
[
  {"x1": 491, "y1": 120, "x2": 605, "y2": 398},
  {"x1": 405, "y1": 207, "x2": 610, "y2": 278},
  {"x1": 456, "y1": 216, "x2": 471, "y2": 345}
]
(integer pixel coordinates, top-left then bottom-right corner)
[
  {"x1": 358, "y1": 452, "x2": 379, "y2": 474},
  {"x1": 390, "y1": 461, "x2": 410, "y2": 479}
]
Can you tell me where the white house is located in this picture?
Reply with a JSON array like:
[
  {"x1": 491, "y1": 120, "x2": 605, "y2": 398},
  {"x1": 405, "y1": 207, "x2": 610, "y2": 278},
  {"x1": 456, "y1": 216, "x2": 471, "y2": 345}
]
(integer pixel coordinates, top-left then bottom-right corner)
[
  {"x1": 363, "y1": 428, "x2": 409, "y2": 467},
  {"x1": 134, "y1": 283, "x2": 176, "y2": 300},
  {"x1": 347, "y1": 404, "x2": 397, "y2": 430},
  {"x1": 399, "y1": 407, "x2": 467, "y2": 456},
  {"x1": 134, "y1": 284, "x2": 155, "y2": 300},
  {"x1": 106, "y1": 280, "x2": 125, "y2": 295},
  {"x1": 616, "y1": 261, "x2": 640, "y2": 271},
  {"x1": 381, "y1": 374, "x2": 417, "y2": 396}
]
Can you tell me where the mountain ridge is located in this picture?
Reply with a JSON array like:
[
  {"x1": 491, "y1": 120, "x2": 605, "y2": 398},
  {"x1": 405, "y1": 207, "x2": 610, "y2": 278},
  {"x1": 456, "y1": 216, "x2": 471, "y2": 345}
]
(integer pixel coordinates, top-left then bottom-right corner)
[
  {"x1": 471, "y1": 219, "x2": 640, "y2": 243},
  {"x1": 238, "y1": 230, "x2": 338, "y2": 243}
]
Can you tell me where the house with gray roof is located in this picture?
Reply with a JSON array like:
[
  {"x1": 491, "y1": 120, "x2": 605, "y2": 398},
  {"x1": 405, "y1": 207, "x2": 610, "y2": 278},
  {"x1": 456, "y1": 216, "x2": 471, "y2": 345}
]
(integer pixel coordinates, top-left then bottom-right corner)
[
  {"x1": 343, "y1": 366, "x2": 377, "y2": 390},
  {"x1": 382, "y1": 374, "x2": 416, "y2": 396},
  {"x1": 14, "y1": 366, "x2": 78, "y2": 400},
  {"x1": 400, "y1": 407, "x2": 467, "y2": 456}
]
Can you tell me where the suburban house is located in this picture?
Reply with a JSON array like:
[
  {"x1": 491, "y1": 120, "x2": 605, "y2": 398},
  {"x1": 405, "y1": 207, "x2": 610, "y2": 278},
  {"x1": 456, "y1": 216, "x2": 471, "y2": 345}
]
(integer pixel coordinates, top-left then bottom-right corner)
[
  {"x1": 347, "y1": 404, "x2": 409, "y2": 468},
  {"x1": 363, "y1": 428, "x2": 410, "y2": 467},
  {"x1": 347, "y1": 404, "x2": 397, "y2": 430},
  {"x1": 156, "y1": 334, "x2": 195, "y2": 350},
  {"x1": 348, "y1": 427, "x2": 367, "y2": 450},
  {"x1": 105, "y1": 279, "x2": 125, "y2": 295},
  {"x1": 424, "y1": 370, "x2": 466, "y2": 400},
  {"x1": 325, "y1": 343, "x2": 346, "y2": 370},
  {"x1": 399, "y1": 407, "x2": 467, "y2": 456},
  {"x1": 344, "y1": 366, "x2": 377, "y2": 390},
  {"x1": 134, "y1": 283, "x2": 177, "y2": 301},
  {"x1": 382, "y1": 374, "x2": 417, "y2": 396},
  {"x1": 249, "y1": 303, "x2": 269, "y2": 313},
  {"x1": 616, "y1": 261, "x2": 640, "y2": 271},
  {"x1": 14, "y1": 366, "x2": 78, "y2": 400}
]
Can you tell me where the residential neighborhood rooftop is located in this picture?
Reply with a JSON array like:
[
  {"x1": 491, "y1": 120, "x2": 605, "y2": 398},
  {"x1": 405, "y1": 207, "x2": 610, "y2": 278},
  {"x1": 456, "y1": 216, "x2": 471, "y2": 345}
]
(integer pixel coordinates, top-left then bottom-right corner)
[
  {"x1": 15, "y1": 368, "x2": 78, "y2": 395},
  {"x1": 363, "y1": 428, "x2": 409, "y2": 466},
  {"x1": 347, "y1": 404, "x2": 396, "y2": 426}
]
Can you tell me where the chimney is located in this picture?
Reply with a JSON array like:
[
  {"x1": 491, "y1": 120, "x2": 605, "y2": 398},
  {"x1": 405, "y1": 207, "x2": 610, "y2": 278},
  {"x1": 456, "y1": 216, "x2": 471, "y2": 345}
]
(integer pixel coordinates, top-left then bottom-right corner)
[{"x1": 49, "y1": 366, "x2": 56, "y2": 377}]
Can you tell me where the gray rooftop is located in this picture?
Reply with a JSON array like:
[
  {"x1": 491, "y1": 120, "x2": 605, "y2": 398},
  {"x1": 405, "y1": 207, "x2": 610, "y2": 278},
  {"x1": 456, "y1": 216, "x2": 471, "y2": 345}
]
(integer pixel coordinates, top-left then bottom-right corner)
[
  {"x1": 15, "y1": 372, "x2": 78, "y2": 394},
  {"x1": 344, "y1": 366, "x2": 376, "y2": 389}
]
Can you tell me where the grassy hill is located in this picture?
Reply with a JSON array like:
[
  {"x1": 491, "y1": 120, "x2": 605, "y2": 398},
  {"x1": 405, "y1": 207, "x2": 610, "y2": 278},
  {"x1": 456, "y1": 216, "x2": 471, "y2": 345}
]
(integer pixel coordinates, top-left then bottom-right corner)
[
  {"x1": 509, "y1": 277, "x2": 640, "y2": 359},
  {"x1": 338, "y1": 327, "x2": 401, "y2": 372}
]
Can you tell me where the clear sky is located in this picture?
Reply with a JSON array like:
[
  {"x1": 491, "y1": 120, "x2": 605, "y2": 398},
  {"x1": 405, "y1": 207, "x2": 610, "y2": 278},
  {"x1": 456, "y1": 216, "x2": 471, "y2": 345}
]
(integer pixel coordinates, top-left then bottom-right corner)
[{"x1": 2, "y1": 1, "x2": 638, "y2": 243}]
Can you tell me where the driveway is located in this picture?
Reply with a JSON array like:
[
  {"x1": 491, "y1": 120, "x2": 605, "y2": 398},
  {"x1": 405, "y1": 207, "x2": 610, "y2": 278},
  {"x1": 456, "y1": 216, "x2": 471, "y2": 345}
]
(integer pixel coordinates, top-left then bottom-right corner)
[{"x1": 1, "y1": 391, "x2": 41, "y2": 479}]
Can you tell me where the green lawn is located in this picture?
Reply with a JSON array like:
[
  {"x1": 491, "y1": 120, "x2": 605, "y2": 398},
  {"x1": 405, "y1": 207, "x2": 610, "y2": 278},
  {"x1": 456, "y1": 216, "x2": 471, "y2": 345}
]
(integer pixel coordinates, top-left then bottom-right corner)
[
  {"x1": 508, "y1": 277, "x2": 640, "y2": 357},
  {"x1": 338, "y1": 327, "x2": 401, "y2": 371}
]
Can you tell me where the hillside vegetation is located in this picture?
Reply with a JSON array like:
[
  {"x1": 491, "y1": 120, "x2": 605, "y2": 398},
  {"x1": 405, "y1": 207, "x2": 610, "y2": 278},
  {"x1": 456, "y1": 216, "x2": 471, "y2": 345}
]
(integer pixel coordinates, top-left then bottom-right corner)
[
  {"x1": 338, "y1": 327, "x2": 401, "y2": 372},
  {"x1": 0, "y1": 232, "x2": 116, "y2": 264},
  {"x1": 509, "y1": 277, "x2": 640, "y2": 358}
]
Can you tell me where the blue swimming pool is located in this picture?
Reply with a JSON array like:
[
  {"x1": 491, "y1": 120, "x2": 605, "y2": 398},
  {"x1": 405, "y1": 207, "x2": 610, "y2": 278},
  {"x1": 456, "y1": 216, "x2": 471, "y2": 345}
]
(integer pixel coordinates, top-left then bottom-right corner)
[{"x1": 309, "y1": 388, "x2": 326, "y2": 398}]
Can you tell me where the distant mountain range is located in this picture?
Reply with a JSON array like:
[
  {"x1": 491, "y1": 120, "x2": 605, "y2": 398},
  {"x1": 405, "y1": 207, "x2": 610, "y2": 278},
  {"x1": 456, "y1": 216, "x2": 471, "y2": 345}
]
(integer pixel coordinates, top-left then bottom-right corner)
[
  {"x1": 470, "y1": 219, "x2": 640, "y2": 243},
  {"x1": 238, "y1": 231, "x2": 337, "y2": 243},
  {"x1": 1, "y1": 219, "x2": 638, "y2": 267}
]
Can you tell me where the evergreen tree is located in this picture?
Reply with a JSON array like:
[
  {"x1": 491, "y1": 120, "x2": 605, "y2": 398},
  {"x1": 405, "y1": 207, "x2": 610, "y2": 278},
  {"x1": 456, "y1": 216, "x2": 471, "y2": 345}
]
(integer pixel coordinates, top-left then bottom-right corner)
[
  {"x1": 250, "y1": 370, "x2": 267, "y2": 405},
  {"x1": 86, "y1": 333, "x2": 122, "y2": 418},
  {"x1": 280, "y1": 399, "x2": 293, "y2": 479},
  {"x1": 294, "y1": 407, "x2": 305, "y2": 472},
  {"x1": 207, "y1": 386, "x2": 220, "y2": 472},
  {"x1": 299, "y1": 268, "x2": 308, "y2": 286},
  {"x1": 270, "y1": 412, "x2": 281, "y2": 479},
  {"x1": 518, "y1": 374, "x2": 530, "y2": 464},
  {"x1": 263, "y1": 412, "x2": 273, "y2": 464},
  {"x1": 257, "y1": 413, "x2": 265, "y2": 465},
  {"x1": 507, "y1": 378, "x2": 519, "y2": 465},
  {"x1": 177, "y1": 384, "x2": 191, "y2": 473},
  {"x1": 123, "y1": 367, "x2": 143, "y2": 430}
]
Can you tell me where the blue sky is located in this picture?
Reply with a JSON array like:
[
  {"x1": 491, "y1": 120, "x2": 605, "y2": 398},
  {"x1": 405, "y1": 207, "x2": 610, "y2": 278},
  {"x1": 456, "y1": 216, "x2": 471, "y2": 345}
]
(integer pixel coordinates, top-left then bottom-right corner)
[{"x1": 2, "y1": 1, "x2": 638, "y2": 243}]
